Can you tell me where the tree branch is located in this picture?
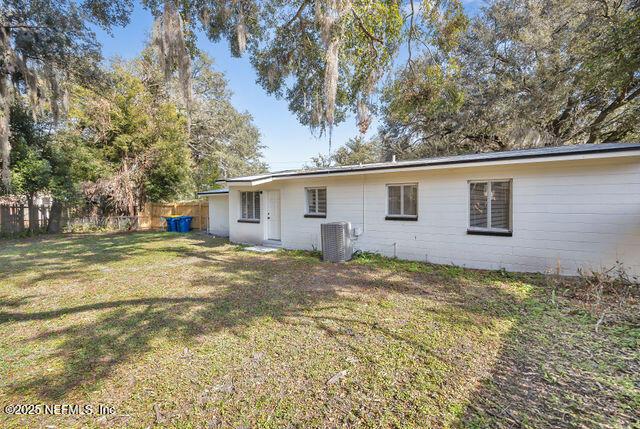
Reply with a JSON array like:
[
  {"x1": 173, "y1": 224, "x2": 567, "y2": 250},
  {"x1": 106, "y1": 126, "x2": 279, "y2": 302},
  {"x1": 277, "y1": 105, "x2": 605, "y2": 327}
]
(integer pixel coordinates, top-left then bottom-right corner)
[
  {"x1": 587, "y1": 82, "x2": 640, "y2": 143},
  {"x1": 351, "y1": 9, "x2": 383, "y2": 44},
  {"x1": 406, "y1": 0, "x2": 415, "y2": 70},
  {"x1": 549, "y1": 96, "x2": 577, "y2": 138},
  {"x1": 285, "y1": 0, "x2": 309, "y2": 28},
  {"x1": 463, "y1": 133, "x2": 506, "y2": 149},
  {"x1": 3, "y1": 24, "x2": 55, "y2": 30}
]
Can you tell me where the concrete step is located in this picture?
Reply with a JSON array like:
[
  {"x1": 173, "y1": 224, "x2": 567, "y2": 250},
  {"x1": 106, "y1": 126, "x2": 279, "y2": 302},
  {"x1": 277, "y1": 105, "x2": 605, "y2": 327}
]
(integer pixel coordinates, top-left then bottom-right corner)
[{"x1": 262, "y1": 240, "x2": 282, "y2": 248}]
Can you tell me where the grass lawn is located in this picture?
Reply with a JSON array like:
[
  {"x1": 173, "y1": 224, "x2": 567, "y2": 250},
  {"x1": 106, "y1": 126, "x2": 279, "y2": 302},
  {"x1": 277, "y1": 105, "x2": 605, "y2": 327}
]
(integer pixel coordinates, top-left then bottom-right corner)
[{"x1": 0, "y1": 232, "x2": 638, "y2": 428}]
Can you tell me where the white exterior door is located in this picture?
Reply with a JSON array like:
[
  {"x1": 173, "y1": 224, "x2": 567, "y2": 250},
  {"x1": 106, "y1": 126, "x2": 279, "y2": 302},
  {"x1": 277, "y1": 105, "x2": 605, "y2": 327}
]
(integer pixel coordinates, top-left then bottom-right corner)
[{"x1": 267, "y1": 191, "x2": 281, "y2": 240}]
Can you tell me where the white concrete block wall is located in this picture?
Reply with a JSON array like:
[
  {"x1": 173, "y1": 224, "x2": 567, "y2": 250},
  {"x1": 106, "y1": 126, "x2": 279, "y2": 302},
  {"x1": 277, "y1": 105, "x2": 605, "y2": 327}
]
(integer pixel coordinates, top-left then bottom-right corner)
[
  {"x1": 207, "y1": 195, "x2": 229, "y2": 236},
  {"x1": 228, "y1": 157, "x2": 640, "y2": 276},
  {"x1": 228, "y1": 188, "x2": 264, "y2": 244}
]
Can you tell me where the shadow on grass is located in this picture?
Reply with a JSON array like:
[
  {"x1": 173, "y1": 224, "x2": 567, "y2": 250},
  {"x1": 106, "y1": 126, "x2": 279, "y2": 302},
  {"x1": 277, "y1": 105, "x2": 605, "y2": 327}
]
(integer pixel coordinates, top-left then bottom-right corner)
[
  {"x1": 0, "y1": 232, "x2": 168, "y2": 285},
  {"x1": 456, "y1": 290, "x2": 638, "y2": 428},
  {"x1": 0, "y1": 233, "x2": 521, "y2": 403},
  {"x1": 0, "y1": 234, "x2": 636, "y2": 427},
  {"x1": 0, "y1": 231, "x2": 229, "y2": 288}
]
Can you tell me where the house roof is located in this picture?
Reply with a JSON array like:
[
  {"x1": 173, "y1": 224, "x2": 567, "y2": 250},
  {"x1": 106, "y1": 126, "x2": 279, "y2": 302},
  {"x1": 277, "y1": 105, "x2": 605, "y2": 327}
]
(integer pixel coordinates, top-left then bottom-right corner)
[
  {"x1": 196, "y1": 188, "x2": 229, "y2": 197},
  {"x1": 215, "y1": 142, "x2": 640, "y2": 186}
]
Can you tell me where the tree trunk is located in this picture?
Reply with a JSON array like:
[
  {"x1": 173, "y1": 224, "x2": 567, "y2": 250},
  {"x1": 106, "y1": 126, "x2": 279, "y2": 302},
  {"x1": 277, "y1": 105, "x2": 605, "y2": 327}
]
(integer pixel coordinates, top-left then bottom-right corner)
[
  {"x1": 0, "y1": 204, "x2": 8, "y2": 234},
  {"x1": 549, "y1": 96, "x2": 577, "y2": 140},
  {"x1": 0, "y1": 77, "x2": 11, "y2": 189},
  {"x1": 47, "y1": 200, "x2": 63, "y2": 234},
  {"x1": 122, "y1": 159, "x2": 136, "y2": 216},
  {"x1": 27, "y1": 194, "x2": 38, "y2": 232}
]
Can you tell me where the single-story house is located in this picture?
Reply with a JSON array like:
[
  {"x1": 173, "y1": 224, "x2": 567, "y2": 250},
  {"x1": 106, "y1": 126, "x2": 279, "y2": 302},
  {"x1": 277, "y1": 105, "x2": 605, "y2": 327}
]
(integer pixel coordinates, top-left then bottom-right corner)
[{"x1": 198, "y1": 142, "x2": 640, "y2": 276}]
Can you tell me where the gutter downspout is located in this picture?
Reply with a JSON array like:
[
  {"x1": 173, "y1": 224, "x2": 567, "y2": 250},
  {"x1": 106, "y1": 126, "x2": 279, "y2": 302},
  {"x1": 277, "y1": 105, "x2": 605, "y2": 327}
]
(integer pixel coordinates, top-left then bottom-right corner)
[{"x1": 362, "y1": 176, "x2": 365, "y2": 236}]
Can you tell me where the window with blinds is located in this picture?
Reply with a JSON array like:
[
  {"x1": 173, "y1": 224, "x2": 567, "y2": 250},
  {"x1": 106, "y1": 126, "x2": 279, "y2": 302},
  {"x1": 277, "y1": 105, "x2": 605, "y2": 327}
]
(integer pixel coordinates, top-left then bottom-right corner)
[
  {"x1": 240, "y1": 191, "x2": 260, "y2": 221},
  {"x1": 306, "y1": 187, "x2": 327, "y2": 216},
  {"x1": 469, "y1": 180, "x2": 511, "y2": 232},
  {"x1": 470, "y1": 182, "x2": 488, "y2": 228},
  {"x1": 387, "y1": 184, "x2": 418, "y2": 219}
]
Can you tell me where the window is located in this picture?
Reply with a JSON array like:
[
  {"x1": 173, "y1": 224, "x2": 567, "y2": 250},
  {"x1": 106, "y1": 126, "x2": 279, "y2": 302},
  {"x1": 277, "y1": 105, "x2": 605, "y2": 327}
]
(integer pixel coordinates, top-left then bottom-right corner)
[
  {"x1": 386, "y1": 184, "x2": 418, "y2": 220},
  {"x1": 305, "y1": 187, "x2": 327, "y2": 218},
  {"x1": 239, "y1": 191, "x2": 260, "y2": 222},
  {"x1": 468, "y1": 180, "x2": 511, "y2": 235}
]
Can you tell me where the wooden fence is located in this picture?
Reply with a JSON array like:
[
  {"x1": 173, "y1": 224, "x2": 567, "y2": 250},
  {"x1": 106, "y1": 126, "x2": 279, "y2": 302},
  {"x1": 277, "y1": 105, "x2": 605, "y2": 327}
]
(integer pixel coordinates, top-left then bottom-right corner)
[
  {"x1": 0, "y1": 199, "x2": 208, "y2": 235},
  {"x1": 139, "y1": 200, "x2": 209, "y2": 231},
  {"x1": 0, "y1": 203, "x2": 57, "y2": 234}
]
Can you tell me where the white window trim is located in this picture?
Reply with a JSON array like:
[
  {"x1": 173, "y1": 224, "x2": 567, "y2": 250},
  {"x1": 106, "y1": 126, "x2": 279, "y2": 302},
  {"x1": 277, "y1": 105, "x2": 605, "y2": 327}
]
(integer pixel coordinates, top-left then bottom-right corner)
[
  {"x1": 239, "y1": 191, "x2": 260, "y2": 221},
  {"x1": 385, "y1": 183, "x2": 418, "y2": 218},
  {"x1": 305, "y1": 187, "x2": 327, "y2": 215},
  {"x1": 467, "y1": 179, "x2": 512, "y2": 232}
]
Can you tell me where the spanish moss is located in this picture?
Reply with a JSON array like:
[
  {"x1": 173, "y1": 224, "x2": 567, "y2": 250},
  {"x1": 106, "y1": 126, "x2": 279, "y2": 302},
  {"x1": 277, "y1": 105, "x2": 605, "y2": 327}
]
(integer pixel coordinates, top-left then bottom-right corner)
[
  {"x1": 318, "y1": 0, "x2": 347, "y2": 132},
  {"x1": 152, "y1": 1, "x2": 193, "y2": 130},
  {"x1": 236, "y1": 6, "x2": 247, "y2": 55}
]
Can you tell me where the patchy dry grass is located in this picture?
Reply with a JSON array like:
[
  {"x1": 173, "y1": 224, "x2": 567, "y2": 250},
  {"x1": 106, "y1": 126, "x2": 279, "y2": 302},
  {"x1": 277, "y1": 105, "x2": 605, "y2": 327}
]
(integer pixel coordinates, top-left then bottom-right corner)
[{"x1": 0, "y1": 232, "x2": 637, "y2": 428}]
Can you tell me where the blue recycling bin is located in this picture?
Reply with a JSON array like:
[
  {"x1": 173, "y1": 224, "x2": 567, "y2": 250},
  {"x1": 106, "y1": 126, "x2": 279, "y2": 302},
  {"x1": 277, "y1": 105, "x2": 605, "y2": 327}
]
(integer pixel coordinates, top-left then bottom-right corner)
[
  {"x1": 177, "y1": 216, "x2": 193, "y2": 233},
  {"x1": 164, "y1": 216, "x2": 178, "y2": 232}
]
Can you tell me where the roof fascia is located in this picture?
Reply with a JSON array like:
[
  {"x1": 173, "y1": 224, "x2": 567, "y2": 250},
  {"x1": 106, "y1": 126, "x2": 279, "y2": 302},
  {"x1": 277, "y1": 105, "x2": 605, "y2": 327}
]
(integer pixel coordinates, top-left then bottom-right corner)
[
  {"x1": 258, "y1": 149, "x2": 640, "y2": 182},
  {"x1": 226, "y1": 177, "x2": 274, "y2": 187}
]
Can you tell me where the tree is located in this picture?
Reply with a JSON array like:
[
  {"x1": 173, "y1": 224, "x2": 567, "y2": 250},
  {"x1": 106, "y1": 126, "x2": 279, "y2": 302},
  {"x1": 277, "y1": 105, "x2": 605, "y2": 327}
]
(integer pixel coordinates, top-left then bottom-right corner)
[
  {"x1": 305, "y1": 152, "x2": 334, "y2": 169},
  {"x1": 8, "y1": 103, "x2": 53, "y2": 231},
  {"x1": 332, "y1": 136, "x2": 381, "y2": 165},
  {"x1": 66, "y1": 64, "x2": 192, "y2": 215},
  {"x1": 143, "y1": 0, "x2": 467, "y2": 138},
  {"x1": 45, "y1": 132, "x2": 106, "y2": 232},
  {"x1": 306, "y1": 135, "x2": 381, "y2": 168},
  {"x1": 135, "y1": 49, "x2": 267, "y2": 190},
  {"x1": 1, "y1": 0, "x2": 132, "y2": 188},
  {"x1": 7, "y1": 102, "x2": 92, "y2": 232},
  {"x1": 49, "y1": 46, "x2": 265, "y2": 217},
  {"x1": 2, "y1": 0, "x2": 468, "y2": 186},
  {"x1": 381, "y1": 0, "x2": 640, "y2": 158},
  {"x1": 179, "y1": 53, "x2": 266, "y2": 187}
]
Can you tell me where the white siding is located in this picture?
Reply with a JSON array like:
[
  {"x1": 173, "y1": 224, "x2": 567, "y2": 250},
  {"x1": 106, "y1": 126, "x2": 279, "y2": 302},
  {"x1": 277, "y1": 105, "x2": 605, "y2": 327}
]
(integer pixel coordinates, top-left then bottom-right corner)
[
  {"x1": 229, "y1": 157, "x2": 640, "y2": 276},
  {"x1": 207, "y1": 195, "x2": 229, "y2": 236}
]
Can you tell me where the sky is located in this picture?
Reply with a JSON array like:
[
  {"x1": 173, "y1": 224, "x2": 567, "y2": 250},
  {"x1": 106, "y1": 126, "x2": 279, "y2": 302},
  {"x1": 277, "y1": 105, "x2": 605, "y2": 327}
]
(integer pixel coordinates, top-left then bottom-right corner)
[{"x1": 94, "y1": 1, "x2": 483, "y2": 170}]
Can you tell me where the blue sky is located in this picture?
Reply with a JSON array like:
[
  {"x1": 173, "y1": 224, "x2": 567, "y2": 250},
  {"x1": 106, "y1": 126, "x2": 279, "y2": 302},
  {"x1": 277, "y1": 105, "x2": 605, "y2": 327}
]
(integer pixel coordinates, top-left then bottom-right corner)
[{"x1": 94, "y1": 1, "x2": 482, "y2": 170}]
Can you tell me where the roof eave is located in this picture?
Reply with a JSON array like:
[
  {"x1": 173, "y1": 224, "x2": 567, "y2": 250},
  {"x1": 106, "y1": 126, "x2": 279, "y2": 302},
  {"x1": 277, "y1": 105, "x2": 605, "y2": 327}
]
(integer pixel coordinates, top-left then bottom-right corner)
[
  {"x1": 223, "y1": 148, "x2": 640, "y2": 185},
  {"x1": 223, "y1": 177, "x2": 274, "y2": 187},
  {"x1": 196, "y1": 190, "x2": 229, "y2": 197}
]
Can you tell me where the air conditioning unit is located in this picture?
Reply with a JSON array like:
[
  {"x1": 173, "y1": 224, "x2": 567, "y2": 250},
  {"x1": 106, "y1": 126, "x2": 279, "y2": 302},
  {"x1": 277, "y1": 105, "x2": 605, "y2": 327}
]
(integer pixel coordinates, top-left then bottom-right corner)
[{"x1": 321, "y1": 222, "x2": 353, "y2": 262}]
